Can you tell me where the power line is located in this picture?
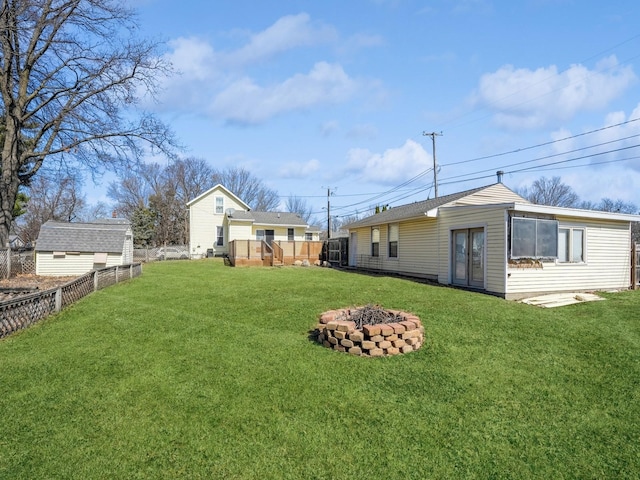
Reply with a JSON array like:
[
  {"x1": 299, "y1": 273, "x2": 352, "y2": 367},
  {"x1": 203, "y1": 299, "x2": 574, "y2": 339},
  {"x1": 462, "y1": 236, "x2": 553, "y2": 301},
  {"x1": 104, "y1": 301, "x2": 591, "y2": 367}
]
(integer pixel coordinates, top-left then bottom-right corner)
[{"x1": 442, "y1": 116, "x2": 640, "y2": 167}]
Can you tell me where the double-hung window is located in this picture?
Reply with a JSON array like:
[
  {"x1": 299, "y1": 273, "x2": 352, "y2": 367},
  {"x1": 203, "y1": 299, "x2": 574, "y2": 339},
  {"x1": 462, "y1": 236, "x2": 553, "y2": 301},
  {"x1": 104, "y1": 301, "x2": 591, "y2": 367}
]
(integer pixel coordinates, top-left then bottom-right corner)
[
  {"x1": 288, "y1": 228, "x2": 294, "y2": 241},
  {"x1": 371, "y1": 227, "x2": 380, "y2": 257},
  {"x1": 558, "y1": 228, "x2": 584, "y2": 263},
  {"x1": 388, "y1": 224, "x2": 398, "y2": 258},
  {"x1": 215, "y1": 196, "x2": 224, "y2": 214}
]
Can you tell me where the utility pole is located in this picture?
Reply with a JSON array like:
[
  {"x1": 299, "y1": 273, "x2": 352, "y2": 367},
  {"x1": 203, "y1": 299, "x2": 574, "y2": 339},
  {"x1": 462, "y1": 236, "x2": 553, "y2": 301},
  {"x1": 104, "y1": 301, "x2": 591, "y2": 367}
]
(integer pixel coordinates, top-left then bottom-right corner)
[
  {"x1": 423, "y1": 131, "x2": 442, "y2": 198},
  {"x1": 323, "y1": 187, "x2": 335, "y2": 239}
]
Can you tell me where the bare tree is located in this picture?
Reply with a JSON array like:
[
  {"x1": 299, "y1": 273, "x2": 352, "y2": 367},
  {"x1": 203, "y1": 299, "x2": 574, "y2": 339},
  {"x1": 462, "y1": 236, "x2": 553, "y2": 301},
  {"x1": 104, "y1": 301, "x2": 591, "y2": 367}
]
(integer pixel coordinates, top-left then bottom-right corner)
[
  {"x1": 109, "y1": 158, "x2": 212, "y2": 245},
  {"x1": 0, "y1": 0, "x2": 176, "y2": 247},
  {"x1": 594, "y1": 198, "x2": 637, "y2": 214},
  {"x1": 211, "y1": 167, "x2": 279, "y2": 211},
  {"x1": 167, "y1": 157, "x2": 213, "y2": 204},
  {"x1": 517, "y1": 176, "x2": 579, "y2": 207},
  {"x1": 107, "y1": 163, "x2": 163, "y2": 218},
  {"x1": 16, "y1": 171, "x2": 85, "y2": 242},
  {"x1": 285, "y1": 195, "x2": 314, "y2": 223}
]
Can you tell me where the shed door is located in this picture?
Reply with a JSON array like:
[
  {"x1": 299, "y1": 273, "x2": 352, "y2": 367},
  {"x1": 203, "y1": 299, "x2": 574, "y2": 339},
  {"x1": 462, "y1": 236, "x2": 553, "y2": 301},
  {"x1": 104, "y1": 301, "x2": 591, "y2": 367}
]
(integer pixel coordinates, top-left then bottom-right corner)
[{"x1": 452, "y1": 228, "x2": 485, "y2": 288}]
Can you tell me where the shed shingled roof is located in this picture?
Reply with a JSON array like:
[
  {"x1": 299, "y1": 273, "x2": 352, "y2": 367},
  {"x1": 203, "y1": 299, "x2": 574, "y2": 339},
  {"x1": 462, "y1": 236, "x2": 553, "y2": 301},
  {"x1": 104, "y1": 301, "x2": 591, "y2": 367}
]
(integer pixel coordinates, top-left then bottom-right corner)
[{"x1": 35, "y1": 220, "x2": 131, "y2": 253}]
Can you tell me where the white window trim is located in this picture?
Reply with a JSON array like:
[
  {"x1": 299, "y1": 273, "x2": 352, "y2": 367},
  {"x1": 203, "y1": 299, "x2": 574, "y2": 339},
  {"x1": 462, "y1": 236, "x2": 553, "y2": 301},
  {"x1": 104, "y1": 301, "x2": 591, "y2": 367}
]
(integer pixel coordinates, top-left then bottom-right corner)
[
  {"x1": 371, "y1": 226, "x2": 380, "y2": 257},
  {"x1": 215, "y1": 196, "x2": 224, "y2": 214},
  {"x1": 388, "y1": 223, "x2": 399, "y2": 259},
  {"x1": 557, "y1": 227, "x2": 586, "y2": 264}
]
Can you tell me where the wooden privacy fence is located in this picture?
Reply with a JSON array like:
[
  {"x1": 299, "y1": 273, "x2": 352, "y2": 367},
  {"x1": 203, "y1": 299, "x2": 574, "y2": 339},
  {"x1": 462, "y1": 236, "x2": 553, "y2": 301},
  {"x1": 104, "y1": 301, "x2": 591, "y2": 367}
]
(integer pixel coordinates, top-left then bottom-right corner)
[{"x1": 0, "y1": 263, "x2": 142, "y2": 339}]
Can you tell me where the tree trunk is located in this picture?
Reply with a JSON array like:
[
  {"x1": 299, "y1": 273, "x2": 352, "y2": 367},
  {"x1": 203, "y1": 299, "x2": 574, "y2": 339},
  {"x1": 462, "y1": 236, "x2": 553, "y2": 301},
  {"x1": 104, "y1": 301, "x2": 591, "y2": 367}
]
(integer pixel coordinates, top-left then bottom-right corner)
[{"x1": 0, "y1": 119, "x2": 21, "y2": 248}]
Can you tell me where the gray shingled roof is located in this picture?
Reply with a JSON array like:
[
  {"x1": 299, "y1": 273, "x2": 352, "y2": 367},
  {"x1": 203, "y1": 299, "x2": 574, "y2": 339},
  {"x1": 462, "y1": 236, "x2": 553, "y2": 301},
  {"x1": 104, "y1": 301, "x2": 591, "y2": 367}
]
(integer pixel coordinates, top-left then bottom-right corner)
[
  {"x1": 344, "y1": 184, "x2": 490, "y2": 229},
  {"x1": 227, "y1": 211, "x2": 308, "y2": 226},
  {"x1": 35, "y1": 220, "x2": 130, "y2": 253}
]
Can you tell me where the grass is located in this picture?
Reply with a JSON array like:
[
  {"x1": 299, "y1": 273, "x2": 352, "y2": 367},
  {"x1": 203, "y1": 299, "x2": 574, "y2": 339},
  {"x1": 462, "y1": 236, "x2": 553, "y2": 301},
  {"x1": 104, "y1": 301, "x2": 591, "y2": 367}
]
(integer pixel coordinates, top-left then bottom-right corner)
[{"x1": 1, "y1": 260, "x2": 639, "y2": 479}]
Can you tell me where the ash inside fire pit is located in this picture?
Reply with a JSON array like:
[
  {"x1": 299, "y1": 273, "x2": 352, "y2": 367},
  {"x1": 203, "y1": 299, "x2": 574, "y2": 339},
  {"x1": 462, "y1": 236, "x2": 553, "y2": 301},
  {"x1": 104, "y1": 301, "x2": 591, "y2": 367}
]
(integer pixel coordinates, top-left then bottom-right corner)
[{"x1": 312, "y1": 304, "x2": 424, "y2": 357}]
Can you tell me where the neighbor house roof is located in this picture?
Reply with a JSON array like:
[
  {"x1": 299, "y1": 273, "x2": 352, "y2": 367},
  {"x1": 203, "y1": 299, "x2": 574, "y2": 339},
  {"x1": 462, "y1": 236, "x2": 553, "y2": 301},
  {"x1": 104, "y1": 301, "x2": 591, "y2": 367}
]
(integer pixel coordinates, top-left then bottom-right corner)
[
  {"x1": 186, "y1": 183, "x2": 251, "y2": 210},
  {"x1": 227, "y1": 211, "x2": 308, "y2": 227},
  {"x1": 344, "y1": 184, "x2": 492, "y2": 229},
  {"x1": 35, "y1": 220, "x2": 131, "y2": 253}
]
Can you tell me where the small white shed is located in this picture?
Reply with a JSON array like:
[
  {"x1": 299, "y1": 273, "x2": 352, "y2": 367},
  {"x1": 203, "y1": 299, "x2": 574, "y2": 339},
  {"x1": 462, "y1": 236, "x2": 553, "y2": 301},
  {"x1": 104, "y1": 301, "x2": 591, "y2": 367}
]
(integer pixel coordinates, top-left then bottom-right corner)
[{"x1": 35, "y1": 219, "x2": 133, "y2": 276}]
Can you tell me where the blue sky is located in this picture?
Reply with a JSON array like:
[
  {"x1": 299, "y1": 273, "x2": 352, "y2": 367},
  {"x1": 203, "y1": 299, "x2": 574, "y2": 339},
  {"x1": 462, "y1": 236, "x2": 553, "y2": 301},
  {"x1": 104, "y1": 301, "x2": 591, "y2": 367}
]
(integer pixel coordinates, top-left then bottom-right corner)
[{"x1": 105, "y1": 0, "x2": 640, "y2": 222}]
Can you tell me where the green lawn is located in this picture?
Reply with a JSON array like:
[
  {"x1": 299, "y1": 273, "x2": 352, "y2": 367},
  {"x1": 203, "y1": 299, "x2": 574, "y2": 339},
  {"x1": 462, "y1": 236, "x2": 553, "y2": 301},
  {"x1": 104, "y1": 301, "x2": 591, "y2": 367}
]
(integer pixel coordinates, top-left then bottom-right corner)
[{"x1": 1, "y1": 260, "x2": 639, "y2": 479}]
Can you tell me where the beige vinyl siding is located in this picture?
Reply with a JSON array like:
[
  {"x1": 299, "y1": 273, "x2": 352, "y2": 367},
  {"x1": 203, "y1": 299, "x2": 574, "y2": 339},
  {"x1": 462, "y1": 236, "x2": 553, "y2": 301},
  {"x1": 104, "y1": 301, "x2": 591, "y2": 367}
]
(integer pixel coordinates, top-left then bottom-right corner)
[
  {"x1": 229, "y1": 222, "x2": 252, "y2": 241},
  {"x1": 189, "y1": 188, "x2": 248, "y2": 256},
  {"x1": 391, "y1": 219, "x2": 439, "y2": 278},
  {"x1": 36, "y1": 252, "x2": 123, "y2": 276},
  {"x1": 450, "y1": 183, "x2": 527, "y2": 206},
  {"x1": 349, "y1": 219, "x2": 439, "y2": 279},
  {"x1": 506, "y1": 218, "x2": 631, "y2": 298},
  {"x1": 251, "y1": 226, "x2": 307, "y2": 241},
  {"x1": 437, "y1": 205, "x2": 508, "y2": 295}
]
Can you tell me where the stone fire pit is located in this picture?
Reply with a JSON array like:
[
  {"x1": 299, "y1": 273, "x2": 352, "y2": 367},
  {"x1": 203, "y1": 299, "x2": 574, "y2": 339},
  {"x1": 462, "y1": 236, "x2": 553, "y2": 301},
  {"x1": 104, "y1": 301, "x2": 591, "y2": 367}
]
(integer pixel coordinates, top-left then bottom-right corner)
[{"x1": 312, "y1": 305, "x2": 424, "y2": 357}]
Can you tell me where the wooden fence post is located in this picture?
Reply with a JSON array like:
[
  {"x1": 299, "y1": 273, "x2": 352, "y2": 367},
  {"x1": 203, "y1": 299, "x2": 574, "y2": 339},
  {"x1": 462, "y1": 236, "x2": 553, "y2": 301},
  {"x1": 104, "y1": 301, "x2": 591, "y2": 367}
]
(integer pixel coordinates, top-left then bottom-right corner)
[
  {"x1": 93, "y1": 270, "x2": 99, "y2": 291},
  {"x1": 55, "y1": 288, "x2": 62, "y2": 313}
]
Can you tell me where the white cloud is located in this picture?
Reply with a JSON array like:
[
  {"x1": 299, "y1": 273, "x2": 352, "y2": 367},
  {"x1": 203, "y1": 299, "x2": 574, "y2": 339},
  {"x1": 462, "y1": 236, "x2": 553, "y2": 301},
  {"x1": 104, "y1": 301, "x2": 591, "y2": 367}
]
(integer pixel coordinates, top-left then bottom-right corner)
[
  {"x1": 473, "y1": 55, "x2": 637, "y2": 130},
  {"x1": 345, "y1": 139, "x2": 431, "y2": 184},
  {"x1": 549, "y1": 102, "x2": 640, "y2": 171},
  {"x1": 151, "y1": 14, "x2": 375, "y2": 124},
  {"x1": 229, "y1": 13, "x2": 338, "y2": 66},
  {"x1": 211, "y1": 62, "x2": 358, "y2": 124},
  {"x1": 563, "y1": 167, "x2": 640, "y2": 206},
  {"x1": 278, "y1": 159, "x2": 321, "y2": 178}
]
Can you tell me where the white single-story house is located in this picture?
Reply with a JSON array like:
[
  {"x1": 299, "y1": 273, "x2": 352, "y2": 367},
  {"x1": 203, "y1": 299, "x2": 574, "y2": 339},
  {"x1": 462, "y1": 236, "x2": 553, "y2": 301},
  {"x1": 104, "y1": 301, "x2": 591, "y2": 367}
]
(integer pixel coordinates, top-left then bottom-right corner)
[
  {"x1": 226, "y1": 210, "x2": 314, "y2": 243},
  {"x1": 35, "y1": 219, "x2": 133, "y2": 276},
  {"x1": 344, "y1": 182, "x2": 640, "y2": 299},
  {"x1": 187, "y1": 184, "x2": 323, "y2": 265}
]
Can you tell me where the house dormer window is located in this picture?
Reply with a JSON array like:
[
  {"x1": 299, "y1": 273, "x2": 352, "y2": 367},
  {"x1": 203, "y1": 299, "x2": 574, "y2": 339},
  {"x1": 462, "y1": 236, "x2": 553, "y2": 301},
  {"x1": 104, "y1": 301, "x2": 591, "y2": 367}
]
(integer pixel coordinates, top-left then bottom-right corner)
[{"x1": 215, "y1": 196, "x2": 224, "y2": 214}]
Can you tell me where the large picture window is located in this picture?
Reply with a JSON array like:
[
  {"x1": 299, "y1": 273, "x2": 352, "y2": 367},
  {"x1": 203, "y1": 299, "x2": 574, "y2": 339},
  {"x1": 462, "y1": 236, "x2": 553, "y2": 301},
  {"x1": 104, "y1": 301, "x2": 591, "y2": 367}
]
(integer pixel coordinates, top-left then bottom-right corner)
[
  {"x1": 388, "y1": 223, "x2": 398, "y2": 258},
  {"x1": 511, "y1": 217, "x2": 558, "y2": 259},
  {"x1": 371, "y1": 227, "x2": 380, "y2": 257}
]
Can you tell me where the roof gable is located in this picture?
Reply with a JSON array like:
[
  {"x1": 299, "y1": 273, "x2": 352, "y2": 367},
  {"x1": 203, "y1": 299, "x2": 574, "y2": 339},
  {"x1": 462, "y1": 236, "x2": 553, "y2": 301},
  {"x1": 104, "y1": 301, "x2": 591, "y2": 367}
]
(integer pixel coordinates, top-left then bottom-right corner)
[
  {"x1": 35, "y1": 221, "x2": 131, "y2": 253},
  {"x1": 186, "y1": 184, "x2": 251, "y2": 210}
]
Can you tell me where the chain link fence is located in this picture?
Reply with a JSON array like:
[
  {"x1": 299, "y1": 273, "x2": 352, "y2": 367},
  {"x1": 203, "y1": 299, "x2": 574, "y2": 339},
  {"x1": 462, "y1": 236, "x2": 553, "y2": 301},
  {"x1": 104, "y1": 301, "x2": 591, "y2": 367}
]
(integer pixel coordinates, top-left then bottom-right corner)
[{"x1": 133, "y1": 245, "x2": 190, "y2": 263}]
